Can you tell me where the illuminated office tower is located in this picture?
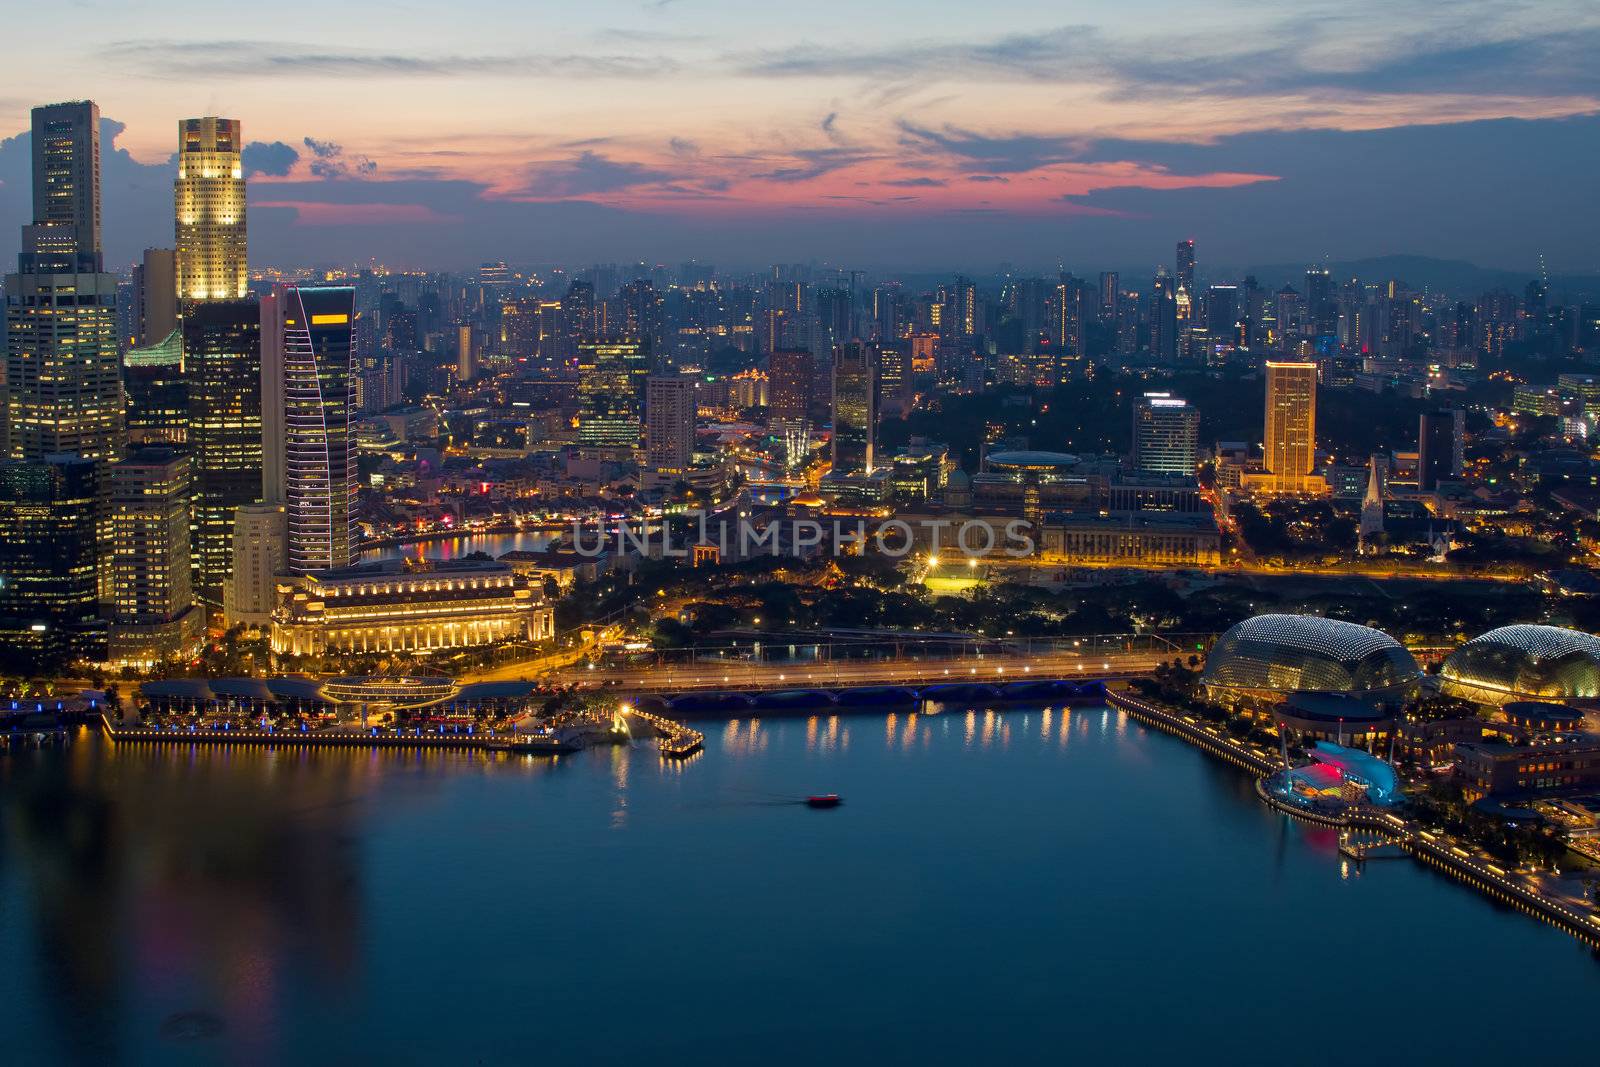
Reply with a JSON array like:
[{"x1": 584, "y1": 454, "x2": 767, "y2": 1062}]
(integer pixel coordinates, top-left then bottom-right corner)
[
  {"x1": 1264, "y1": 361, "x2": 1318, "y2": 491},
  {"x1": 576, "y1": 339, "x2": 649, "y2": 449},
  {"x1": 31, "y1": 101, "x2": 100, "y2": 258},
  {"x1": 831, "y1": 343, "x2": 878, "y2": 476},
  {"x1": 262, "y1": 286, "x2": 357, "y2": 573},
  {"x1": 131, "y1": 247, "x2": 177, "y2": 345},
  {"x1": 0, "y1": 456, "x2": 99, "y2": 658},
  {"x1": 106, "y1": 448, "x2": 201, "y2": 665},
  {"x1": 645, "y1": 376, "x2": 696, "y2": 474},
  {"x1": 184, "y1": 300, "x2": 262, "y2": 601},
  {"x1": 876, "y1": 342, "x2": 912, "y2": 418},
  {"x1": 175, "y1": 117, "x2": 248, "y2": 301},
  {"x1": 124, "y1": 326, "x2": 187, "y2": 445},
  {"x1": 5, "y1": 102, "x2": 123, "y2": 465},
  {"x1": 1132, "y1": 392, "x2": 1200, "y2": 475}
]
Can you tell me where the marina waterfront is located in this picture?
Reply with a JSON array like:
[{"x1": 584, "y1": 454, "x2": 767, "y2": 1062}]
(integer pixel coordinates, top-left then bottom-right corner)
[
  {"x1": 360, "y1": 529, "x2": 560, "y2": 563},
  {"x1": 3, "y1": 705, "x2": 1598, "y2": 1065}
]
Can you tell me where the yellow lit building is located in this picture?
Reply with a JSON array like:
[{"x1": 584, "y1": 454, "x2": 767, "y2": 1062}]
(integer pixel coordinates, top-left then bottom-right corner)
[
  {"x1": 175, "y1": 117, "x2": 247, "y2": 302},
  {"x1": 271, "y1": 558, "x2": 555, "y2": 657},
  {"x1": 1262, "y1": 360, "x2": 1319, "y2": 493}
]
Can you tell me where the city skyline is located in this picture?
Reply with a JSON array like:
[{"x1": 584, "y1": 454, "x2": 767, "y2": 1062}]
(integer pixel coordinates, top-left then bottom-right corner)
[{"x1": 0, "y1": 1, "x2": 1598, "y2": 269}]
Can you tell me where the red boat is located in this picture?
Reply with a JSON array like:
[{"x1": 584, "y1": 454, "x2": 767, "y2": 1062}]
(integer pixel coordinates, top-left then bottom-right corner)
[{"x1": 806, "y1": 794, "x2": 842, "y2": 808}]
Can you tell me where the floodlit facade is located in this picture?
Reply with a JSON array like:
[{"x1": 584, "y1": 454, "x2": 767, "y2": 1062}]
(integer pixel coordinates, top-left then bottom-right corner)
[
  {"x1": 175, "y1": 117, "x2": 247, "y2": 302},
  {"x1": 271, "y1": 558, "x2": 555, "y2": 657},
  {"x1": 1263, "y1": 361, "x2": 1317, "y2": 492},
  {"x1": 1440, "y1": 625, "x2": 1600, "y2": 707},
  {"x1": 1202, "y1": 613, "x2": 1420, "y2": 711}
]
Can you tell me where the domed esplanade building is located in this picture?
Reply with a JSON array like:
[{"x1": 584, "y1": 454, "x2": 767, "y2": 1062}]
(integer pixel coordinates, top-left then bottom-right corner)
[
  {"x1": 1201, "y1": 614, "x2": 1421, "y2": 715},
  {"x1": 1439, "y1": 625, "x2": 1600, "y2": 708}
]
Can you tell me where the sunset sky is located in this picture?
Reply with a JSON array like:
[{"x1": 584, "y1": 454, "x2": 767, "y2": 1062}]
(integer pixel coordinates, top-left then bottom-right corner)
[{"x1": 1, "y1": 0, "x2": 1597, "y2": 271}]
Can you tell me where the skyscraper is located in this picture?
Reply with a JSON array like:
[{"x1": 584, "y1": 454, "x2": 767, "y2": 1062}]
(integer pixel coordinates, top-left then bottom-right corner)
[
  {"x1": 262, "y1": 286, "x2": 357, "y2": 574},
  {"x1": 876, "y1": 342, "x2": 912, "y2": 419},
  {"x1": 30, "y1": 101, "x2": 100, "y2": 259},
  {"x1": 457, "y1": 323, "x2": 475, "y2": 382},
  {"x1": 223, "y1": 503, "x2": 287, "y2": 631},
  {"x1": 124, "y1": 326, "x2": 187, "y2": 446},
  {"x1": 185, "y1": 301, "x2": 262, "y2": 600},
  {"x1": 645, "y1": 376, "x2": 696, "y2": 474},
  {"x1": 1150, "y1": 271, "x2": 1178, "y2": 362},
  {"x1": 831, "y1": 343, "x2": 878, "y2": 476},
  {"x1": 106, "y1": 447, "x2": 201, "y2": 664},
  {"x1": 131, "y1": 247, "x2": 177, "y2": 345},
  {"x1": 0, "y1": 455, "x2": 100, "y2": 659},
  {"x1": 576, "y1": 339, "x2": 650, "y2": 450},
  {"x1": 1132, "y1": 393, "x2": 1200, "y2": 475},
  {"x1": 5, "y1": 102, "x2": 123, "y2": 465},
  {"x1": 1176, "y1": 239, "x2": 1196, "y2": 298},
  {"x1": 1417, "y1": 409, "x2": 1465, "y2": 491},
  {"x1": 768, "y1": 349, "x2": 814, "y2": 422},
  {"x1": 175, "y1": 117, "x2": 248, "y2": 302},
  {"x1": 1264, "y1": 361, "x2": 1318, "y2": 491}
]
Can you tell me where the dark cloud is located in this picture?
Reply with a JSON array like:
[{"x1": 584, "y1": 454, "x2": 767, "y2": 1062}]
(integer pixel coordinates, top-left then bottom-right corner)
[
  {"x1": 101, "y1": 39, "x2": 675, "y2": 79},
  {"x1": 520, "y1": 150, "x2": 674, "y2": 198},
  {"x1": 242, "y1": 140, "x2": 299, "y2": 177},
  {"x1": 881, "y1": 177, "x2": 945, "y2": 188},
  {"x1": 735, "y1": 19, "x2": 1600, "y2": 100},
  {"x1": 302, "y1": 137, "x2": 376, "y2": 179},
  {"x1": 668, "y1": 137, "x2": 699, "y2": 156},
  {"x1": 897, "y1": 122, "x2": 1088, "y2": 173}
]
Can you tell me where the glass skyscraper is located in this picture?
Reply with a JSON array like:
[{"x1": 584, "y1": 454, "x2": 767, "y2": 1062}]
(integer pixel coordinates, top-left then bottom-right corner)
[{"x1": 262, "y1": 286, "x2": 357, "y2": 574}]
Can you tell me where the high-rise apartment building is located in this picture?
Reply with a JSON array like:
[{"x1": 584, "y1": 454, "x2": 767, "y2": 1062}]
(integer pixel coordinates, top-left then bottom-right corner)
[
  {"x1": 645, "y1": 376, "x2": 696, "y2": 474},
  {"x1": 831, "y1": 343, "x2": 878, "y2": 476},
  {"x1": 1132, "y1": 393, "x2": 1200, "y2": 475},
  {"x1": 262, "y1": 286, "x2": 358, "y2": 573},
  {"x1": 106, "y1": 447, "x2": 202, "y2": 664},
  {"x1": 184, "y1": 301, "x2": 262, "y2": 600},
  {"x1": 1264, "y1": 361, "x2": 1318, "y2": 491},
  {"x1": 175, "y1": 117, "x2": 248, "y2": 302}
]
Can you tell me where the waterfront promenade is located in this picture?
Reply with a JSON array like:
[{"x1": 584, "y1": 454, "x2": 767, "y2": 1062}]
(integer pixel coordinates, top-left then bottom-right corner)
[{"x1": 1107, "y1": 688, "x2": 1600, "y2": 950}]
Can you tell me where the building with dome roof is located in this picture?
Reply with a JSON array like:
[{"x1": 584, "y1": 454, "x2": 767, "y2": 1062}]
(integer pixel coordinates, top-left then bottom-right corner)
[
  {"x1": 1439, "y1": 624, "x2": 1600, "y2": 707},
  {"x1": 1201, "y1": 614, "x2": 1421, "y2": 713}
]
